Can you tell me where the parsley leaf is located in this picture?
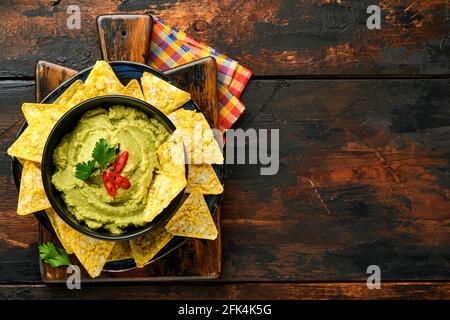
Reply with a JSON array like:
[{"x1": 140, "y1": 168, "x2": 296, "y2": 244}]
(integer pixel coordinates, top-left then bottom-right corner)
[
  {"x1": 75, "y1": 159, "x2": 96, "y2": 180},
  {"x1": 92, "y1": 138, "x2": 117, "y2": 167},
  {"x1": 39, "y1": 242, "x2": 72, "y2": 267}
]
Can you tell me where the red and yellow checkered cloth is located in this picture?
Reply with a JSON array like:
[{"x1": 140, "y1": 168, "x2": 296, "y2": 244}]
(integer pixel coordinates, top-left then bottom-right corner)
[{"x1": 148, "y1": 17, "x2": 252, "y2": 133}]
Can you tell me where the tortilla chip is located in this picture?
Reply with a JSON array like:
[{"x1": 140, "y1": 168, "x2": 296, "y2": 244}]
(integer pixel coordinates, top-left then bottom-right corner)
[
  {"x1": 190, "y1": 112, "x2": 223, "y2": 163},
  {"x1": 66, "y1": 61, "x2": 128, "y2": 108},
  {"x1": 7, "y1": 120, "x2": 54, "y2": 163},
  {"x1": 64, "y1": 87, "x2": 88, "y2": 109},
  {"x1": 108, "y1": 241, "x2": 132, "y2": 262},
  {"x1": 168, "y1": 108, "x2": 195, "y2": 127},
  {"x1": 186, "y1": 164, "x2": 223, "y2": 195},
  {"x1": 157, "y1": 132, "x2": 185, "y2": 175},
  {"x1": 142, "y1": 172, "x2": 186, "y2": 223},
  {"x1": 8, "y1": 102, "x2": 67, "y2": 162},
  {"x1": 129, "y1": 226, "x2": 173, "y2": 268},
  {"x1": 21, "y1": 103, "x2": 67, "y2": 125},
  {"x1": 54, "y1": 80, "x2": 84, "y2": 107},
  {"x1": 49, "y1": 212, "x2": 114, "y2": 278},
  {"x1": 17, "y1": 161, "x2": 51, "y2": 215},
  {"x1": 141, "y1": 72, "x2": 191, "y2": 114},
  {"x1": 45, "y1": 208, "x2": 73, "y2": 254},
  {"x1": 169, "y1": 109, "x2": 223, "y2": 164},
  {"x1": 125, "y1": 79, "x2": 145, "y2": 101},
  {"x1": 165, "y1": 191, "x2": 218, "y2": 240},
  {"x1": 84, "y1": 60, "x2": 127, "y2": 95}
]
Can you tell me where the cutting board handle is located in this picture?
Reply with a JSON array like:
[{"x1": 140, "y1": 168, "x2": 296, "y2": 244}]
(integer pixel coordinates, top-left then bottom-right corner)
[{"x1": 97, "y1": 14, "x2": 152, "y2": 63}]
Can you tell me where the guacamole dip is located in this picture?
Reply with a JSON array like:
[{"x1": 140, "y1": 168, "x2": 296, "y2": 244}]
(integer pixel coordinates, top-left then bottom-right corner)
[{"x1": 51, "y1": 105, "x2": 169, "y2": 234}]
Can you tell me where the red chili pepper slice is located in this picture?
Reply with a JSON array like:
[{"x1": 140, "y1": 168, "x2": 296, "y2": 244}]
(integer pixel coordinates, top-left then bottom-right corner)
[
  {"x1": 106, "y1": 172, "x2": 117, "y2": 182},
  {"x1": 106, "y1": 172, "x2": 131, "y2": 190},
  {"x1": 113, "y1": 151, "x2": 129, "y2": 173},
  {"x1": 105, "y1": 180, "x2": 117, "y2": 197},
  {"x1": 102, "y1": 171, "x2": 109, "y2": 184},
  {"x1": 115, "y1": 175, "x2": 131, "y2": 189},
  {"x1": 102, "y1": 171, "x2": 117, "y2": 197}
]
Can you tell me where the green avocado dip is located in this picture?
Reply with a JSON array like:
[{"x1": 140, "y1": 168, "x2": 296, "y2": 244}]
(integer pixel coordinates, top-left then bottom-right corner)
[{"x1": 51, "y1": 105, "x2": 169, "y2": 234}]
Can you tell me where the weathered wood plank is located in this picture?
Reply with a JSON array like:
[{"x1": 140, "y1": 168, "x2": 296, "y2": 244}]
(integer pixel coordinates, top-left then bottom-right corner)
[
  {"x1": 165, "y1": 57, "x2": 219, "y2": 129},
  {"x1": 97, "y1": 14, "x2": 152, "y2": 63},
  {"x1": 35, "y1": 61, "x2": 76, "y2": 102},
  {"x1": 0, "y1": 78, "x2": 448, "y2": 283},
  {"x1": 225, "y1": 78, "x2": 449, "y2": 281},
  {"x1": 0, "y1": 80, "x2": 40, "y2": 283},
  {"x1": 0, "y1": 0, "x2": 448, "y2": 77},
  {"x1": 0, "y1": 282, "x2": 449, "y2": 300}
]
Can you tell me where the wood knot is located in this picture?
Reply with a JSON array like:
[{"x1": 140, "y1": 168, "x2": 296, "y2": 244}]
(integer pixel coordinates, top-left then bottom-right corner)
[{"x1": 192, "y1": 19, "x2": 209, "y2": 32}]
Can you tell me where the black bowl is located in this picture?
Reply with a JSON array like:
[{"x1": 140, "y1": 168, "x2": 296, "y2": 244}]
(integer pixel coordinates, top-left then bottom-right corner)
[{"x1": 41, "y1": 95, "x2": 186, "y2": 241}]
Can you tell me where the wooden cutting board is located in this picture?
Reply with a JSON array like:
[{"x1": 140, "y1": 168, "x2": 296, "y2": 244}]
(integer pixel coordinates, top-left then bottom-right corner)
[{"x1": 39, "y1": 14, "x2": 222, "y2": 282}]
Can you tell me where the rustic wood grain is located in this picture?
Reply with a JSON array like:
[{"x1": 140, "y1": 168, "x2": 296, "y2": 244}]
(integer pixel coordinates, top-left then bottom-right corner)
[
  {"x1": 225, "y1": 78, "x2": 449, "y2": 281},
  {"x1": 0, "y1": 3, "x2": 448, "y2": 299},
  {"x1": 0, "y1": 80, "x2": 40, "y2": 283},
  {"x1": 0, "y1": 282, "x2": 449, "y2": 300},
  {"x1": 0, "y1": 0, "x2": 448, "y2": 77},
  {"x1": 1, "y1": 78, "x2": 448, "y2": 284},
  {"x1": 97, "y1": 14, "x2": 152, "y2": 63},
  {"x1": 35, "y1": 61, "x2": 76, "y2": 102}
]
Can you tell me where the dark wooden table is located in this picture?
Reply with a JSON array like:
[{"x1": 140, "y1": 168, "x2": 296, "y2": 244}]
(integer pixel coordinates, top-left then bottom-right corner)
[{"x1": 0, "y1": 1, "x2": 449, "y2": 299}]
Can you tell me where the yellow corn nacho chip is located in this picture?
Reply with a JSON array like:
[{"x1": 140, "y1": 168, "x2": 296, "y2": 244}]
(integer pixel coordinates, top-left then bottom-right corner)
[
  {"x1": 64, "y1": 87, "x2": 88, "y2": 109},
  {"x1": 49, "y1": 212, "x2": 114, "y2": 278},
  {"x1": 54, "y1": 80, "x2": 84, "y2": 106},
  {"x1": 7, "y1": 120, "x2": 54, "y2": 163},
  {"x1": 108, "y1": 241, "x2": 132, "y2": 262},
  {"x1": 21, "y1": 103, "x2": 68, "y2": 124},
  {"x1": 141, "y1": 71, "x2": 191, "y2": 114},
  {"x1": 168, "y1": 108, "x2": 195, "y2": 127},
  {"x1": 17, "y1": 161, "x2": 51, "y2": 215},
  {"x1": 165, "y1": 191, "x2": 218, "y2": 240},
  {"x1": 8, "y1": 103, "x2": 67, "y2": 163},
  {"x1": 157, "y1": 132, "x2": 185, "y2": 175},
  {"x1": 169, "y1": 109, "x2": 223, "y2": 164},
  {"x1": 45, "y1": 208, "x2": 73, "y2": 254},
  {"x1": 125, "y1": 79, "x2": 145, "y2": 101},
  {"x1": 65, "y1": 61, "x2": 129, "y2": 109},
  {"x1": 142, "y1": 172, "x2": 186, "y2": 223},
  {"x1": 84, "y1": 60, "x2": 127, "y2": 95},
  {"x1": 129, "y1": 226, "x2": 173, "y2": 268},
  {"x1": 186, "y1": 164, "x2": 223, "y2": 195}
]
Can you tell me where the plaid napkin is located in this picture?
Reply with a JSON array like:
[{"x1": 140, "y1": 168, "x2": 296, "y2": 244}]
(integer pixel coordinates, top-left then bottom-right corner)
[{"x1": 148, "y1": 17, "x2": 252, "y2": 133}]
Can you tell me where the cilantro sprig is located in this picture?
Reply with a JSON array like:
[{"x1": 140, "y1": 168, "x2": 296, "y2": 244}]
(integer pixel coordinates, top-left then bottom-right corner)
[
  {"x1": 75, "y1": 138, "x2": 117, "y2": 180},
  {"x1": 92, "y1": 138, "x2": 117, "y2": 166},
  {"x1": 39, "y1": 242, "x2": 71, "y2": 267},
  {"x1": 75, "y1": 159, "x2": 96, "y2": 180}
]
